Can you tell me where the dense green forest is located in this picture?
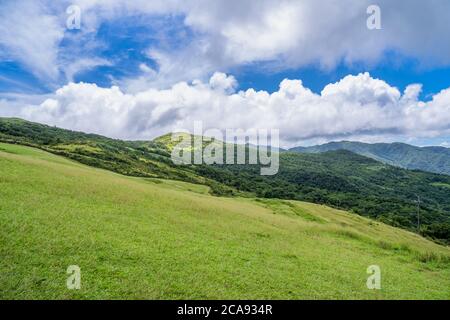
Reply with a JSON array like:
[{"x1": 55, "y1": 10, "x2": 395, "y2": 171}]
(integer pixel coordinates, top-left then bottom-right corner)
[{"x1": 1, "y1": 117, "x2": 449, "y2": 243}]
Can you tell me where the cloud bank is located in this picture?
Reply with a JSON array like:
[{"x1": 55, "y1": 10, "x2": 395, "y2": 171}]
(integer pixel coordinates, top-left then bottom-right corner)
[
  {"x1": 18, "y1": 72, "x2": 450, "y2": 147},
  {"x1": 2, "y1": 1, "x2": 450, "y2": 146}
]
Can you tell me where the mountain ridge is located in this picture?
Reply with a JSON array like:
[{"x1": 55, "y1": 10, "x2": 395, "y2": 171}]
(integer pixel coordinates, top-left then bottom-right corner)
[{"x1": 289, "y1": 140, "x2": 450, "y2": 175}]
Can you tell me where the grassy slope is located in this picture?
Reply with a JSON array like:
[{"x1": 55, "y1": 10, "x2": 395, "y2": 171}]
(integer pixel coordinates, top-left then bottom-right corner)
[
  {"x1": 0, "y1": 142, "x2": 449, "y2": 299},
  {"x1": 1, "y1": 117, "x2": 450, "y2": 243}
]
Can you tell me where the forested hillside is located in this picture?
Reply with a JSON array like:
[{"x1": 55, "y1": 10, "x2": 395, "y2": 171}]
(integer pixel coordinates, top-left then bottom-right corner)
[{"x1": 1, "y1": 117, "x2": 449, "y2": 243}]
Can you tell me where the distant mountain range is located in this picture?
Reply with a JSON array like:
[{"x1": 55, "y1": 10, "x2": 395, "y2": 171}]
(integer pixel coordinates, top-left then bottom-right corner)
[{"x1": 290, "y1": 141, "x2": 450, "y2": 176}]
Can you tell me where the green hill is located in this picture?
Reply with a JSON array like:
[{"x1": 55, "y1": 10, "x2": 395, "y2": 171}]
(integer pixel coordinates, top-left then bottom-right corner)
[
  {"x1": 0, "y1": 117, "x2": 237, "y2": 195},
  {"x1": 1, "y1": 142, "x2": 449, "y2": 299},
  {"x1": 0, "y1": 117, "x2": 449, "y2": 243},
  {"x1": 290, "y1": 141, "x2": 450, "y2": 176}
]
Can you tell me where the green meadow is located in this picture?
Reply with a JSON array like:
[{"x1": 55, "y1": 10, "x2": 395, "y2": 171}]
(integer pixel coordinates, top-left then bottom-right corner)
[{"x1": 0, "y1": 142, "x2": 449, "y2": 299}]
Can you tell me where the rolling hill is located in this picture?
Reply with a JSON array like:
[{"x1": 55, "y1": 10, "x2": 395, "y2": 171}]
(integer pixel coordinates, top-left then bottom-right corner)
[
  {"x1": 0, "y1": 117, "x2": 449, "y2": 243},
  {"x1": 290, "y1": 141, "x2": 450, "y2": 176},
  {"x1": 1, "y1": 142, "x2": 449, "y2": 299}
]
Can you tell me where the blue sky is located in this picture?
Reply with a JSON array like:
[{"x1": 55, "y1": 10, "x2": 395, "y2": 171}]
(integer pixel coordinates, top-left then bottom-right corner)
[
  {"x1": 1, "y1": 0, "x2": 450, "y2": 147},
  {"x1": 2, "y1": 16, "x2": 450, "y2": 100}
]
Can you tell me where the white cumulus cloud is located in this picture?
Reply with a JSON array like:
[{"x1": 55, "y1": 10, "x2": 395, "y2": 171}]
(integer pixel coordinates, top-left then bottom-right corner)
[{"x1": 14, "y1": 72, "x2": 450, "y2": 147}]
